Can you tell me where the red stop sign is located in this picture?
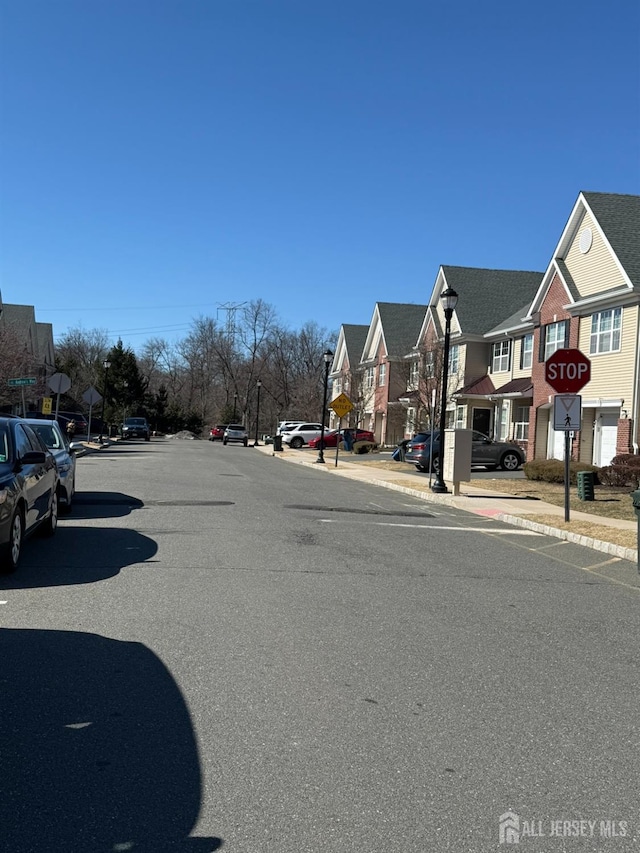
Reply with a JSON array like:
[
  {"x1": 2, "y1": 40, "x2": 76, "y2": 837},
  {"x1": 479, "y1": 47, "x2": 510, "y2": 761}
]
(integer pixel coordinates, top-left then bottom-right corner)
[{"x1": 545, "y1": 348, "x2": 591, "y2": 393}]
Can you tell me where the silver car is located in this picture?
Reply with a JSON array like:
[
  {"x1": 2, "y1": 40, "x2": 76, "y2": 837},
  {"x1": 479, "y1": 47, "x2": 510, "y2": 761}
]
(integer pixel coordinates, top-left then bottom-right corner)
[
  {"x1": 24, "y1": 418, "x2": 77, "y2": 513},
  {"x1": 223, "y1": 424, "x2": 249, "y2": 446}
]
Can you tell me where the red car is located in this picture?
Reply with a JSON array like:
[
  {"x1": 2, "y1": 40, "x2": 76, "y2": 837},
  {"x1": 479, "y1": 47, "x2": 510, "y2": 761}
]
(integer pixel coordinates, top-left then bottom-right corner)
[
  {"x1": 308, "y1": 428, "x2": 375, "y2": 450},
  {"x1": 208, "y1": 425, "x2": 227, "y2": 441}
]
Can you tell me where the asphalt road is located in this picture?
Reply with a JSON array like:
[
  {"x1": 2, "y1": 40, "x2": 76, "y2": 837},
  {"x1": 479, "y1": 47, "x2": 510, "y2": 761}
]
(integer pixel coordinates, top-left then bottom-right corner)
[{"x1": 1, "y1": 438, "x2": 638, "y2": 852}]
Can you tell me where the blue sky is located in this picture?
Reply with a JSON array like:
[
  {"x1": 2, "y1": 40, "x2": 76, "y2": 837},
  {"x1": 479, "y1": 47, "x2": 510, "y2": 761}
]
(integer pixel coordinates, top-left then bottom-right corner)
[{"x1": 1, "y1": 0, "x2": 639, "y2": 353}]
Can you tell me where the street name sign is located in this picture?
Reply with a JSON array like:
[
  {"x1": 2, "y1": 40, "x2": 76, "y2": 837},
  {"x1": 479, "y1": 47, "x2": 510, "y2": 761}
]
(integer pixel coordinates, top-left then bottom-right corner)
[
  {"x1": 8, "y1": 377, "x2": 36, "y2": 387},
  {"x1": 330, "y1": 393, "x2": 353, "y2": 419},
  {"x1": 554, "y1": 394, "x2": 582, "y2": 431},
  {"x1": 545, "y1": 349, "x2": 591, "y2": 394}
]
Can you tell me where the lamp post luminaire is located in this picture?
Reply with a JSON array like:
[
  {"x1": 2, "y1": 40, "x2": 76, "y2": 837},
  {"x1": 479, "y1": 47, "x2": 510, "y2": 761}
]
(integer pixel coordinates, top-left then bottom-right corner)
[
  {"x1": 99, "y1": 359, "x2": 111, "y2": 444},
  {"x1": 431, "y1": 286, "x2": 459, "y2": 494},
  {"x1": 315, "y1": 349, "x2": 334, "y2": 464},
  {"x1": 254, "y1": 379, "x2": 262, "y2": 446}
]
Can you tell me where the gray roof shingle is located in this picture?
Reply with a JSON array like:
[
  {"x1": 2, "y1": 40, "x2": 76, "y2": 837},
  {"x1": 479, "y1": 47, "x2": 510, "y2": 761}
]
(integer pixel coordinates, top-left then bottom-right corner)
[
  {"x1": 582, "y1": 192, "x2": 640, "y2": 288},
  {"x1": 440, "y1": 267, "x2": 543, "y2": 336},
  {"x1": 376, "y1": 303, "x2": 428, "y2": 357}
]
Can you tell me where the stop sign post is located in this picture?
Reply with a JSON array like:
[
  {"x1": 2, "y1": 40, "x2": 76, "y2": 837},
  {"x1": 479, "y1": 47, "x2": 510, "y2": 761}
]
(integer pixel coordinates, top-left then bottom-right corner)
[
  {"x1": 545, "y1": 348, "x2": 591, "y2": 524},
  {"x1": 545, "y1": 348, "x2": 591, "y2": 394}
]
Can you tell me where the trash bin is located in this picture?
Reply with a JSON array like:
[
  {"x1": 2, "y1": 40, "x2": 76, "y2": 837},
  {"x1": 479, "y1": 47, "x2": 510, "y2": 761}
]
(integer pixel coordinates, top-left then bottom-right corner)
[
  {"x1": 577, "y1": 470, "x2": 595, "y2": 501},
  {"x1": 273, "y1": 434, "x2": 283, "y2": 452}
]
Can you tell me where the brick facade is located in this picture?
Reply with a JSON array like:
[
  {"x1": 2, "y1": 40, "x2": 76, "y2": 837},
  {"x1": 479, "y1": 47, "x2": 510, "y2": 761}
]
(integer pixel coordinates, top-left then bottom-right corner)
[{"x1": 528, "y1": 272, "x2": 580, "y2": 462}]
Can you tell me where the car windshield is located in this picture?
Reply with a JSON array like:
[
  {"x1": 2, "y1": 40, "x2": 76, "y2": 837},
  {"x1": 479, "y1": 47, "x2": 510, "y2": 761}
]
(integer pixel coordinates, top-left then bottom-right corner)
[
  {"x1": 125, "y1": 419, "x2": 146, "y2": 425},
  {"x1": 227, "y1": 425, "x2": 245, "y2": 431},
  {"x1": 0, "y1": 425, "x2": 7, "y2": 462}
]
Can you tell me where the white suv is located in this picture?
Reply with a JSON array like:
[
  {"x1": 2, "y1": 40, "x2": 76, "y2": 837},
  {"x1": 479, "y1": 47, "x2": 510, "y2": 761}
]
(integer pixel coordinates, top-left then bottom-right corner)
[
  {"x1": 281, "y1": 423, "x2": 326, "y2": 449},
  {"x1": 276, "y1": 420, "x2": 306, "y2": 435}
]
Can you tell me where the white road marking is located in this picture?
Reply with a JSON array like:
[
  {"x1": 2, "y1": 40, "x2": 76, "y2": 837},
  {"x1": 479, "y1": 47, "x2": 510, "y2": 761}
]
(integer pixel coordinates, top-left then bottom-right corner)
[{"x1": 318, "y1": 519, "x2": 542, "y2": 535}]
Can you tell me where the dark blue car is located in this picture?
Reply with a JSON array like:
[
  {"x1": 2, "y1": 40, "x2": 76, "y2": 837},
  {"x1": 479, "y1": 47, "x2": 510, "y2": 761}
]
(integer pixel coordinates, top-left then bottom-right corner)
[{"x1": 0, "y1": 417, "x2": 59, "y2": 572}]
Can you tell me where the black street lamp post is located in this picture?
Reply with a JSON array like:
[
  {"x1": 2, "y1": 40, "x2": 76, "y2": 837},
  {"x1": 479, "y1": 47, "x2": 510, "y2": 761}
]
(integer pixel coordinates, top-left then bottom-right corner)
[
  {"x1": 431, "y1": 286, "x2": 459, "y2": 493},
  {"x1": 99, "y1": 359, "x2": 111, "y2": 444},
  {"x1": 254, "y1": 379, "x2": 262, "y2": 446},
  {"x1": 233, "y1": 392, "x2": 238, "y2": 422},
  {"x1": 315, "y1": 349, "x2": 333, "y2": 464}
]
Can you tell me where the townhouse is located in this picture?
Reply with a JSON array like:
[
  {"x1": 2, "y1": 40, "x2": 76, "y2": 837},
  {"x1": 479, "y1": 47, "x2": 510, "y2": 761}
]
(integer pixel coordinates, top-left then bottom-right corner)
[
  {"x1": 329, "y1": 191, "x2": 639, "y2": 466},
  {"x1": 0, "y1": 295, "x2": 55, "y2": 412}
]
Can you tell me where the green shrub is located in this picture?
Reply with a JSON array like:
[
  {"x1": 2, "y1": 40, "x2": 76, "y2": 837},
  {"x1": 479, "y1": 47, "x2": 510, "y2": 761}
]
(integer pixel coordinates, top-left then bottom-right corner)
[{"x1": 523, "y1": 459, "x2": 600, "y2": 485}]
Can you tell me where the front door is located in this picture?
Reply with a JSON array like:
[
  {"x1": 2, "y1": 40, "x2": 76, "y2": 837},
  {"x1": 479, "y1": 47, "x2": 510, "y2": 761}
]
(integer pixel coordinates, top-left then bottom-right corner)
[
  {"x1": 472, "y1": 407, "x2": 491, "y2": 437},
  {"x1": 596, "y1": 413, "x2": 618, "y2": 466}
]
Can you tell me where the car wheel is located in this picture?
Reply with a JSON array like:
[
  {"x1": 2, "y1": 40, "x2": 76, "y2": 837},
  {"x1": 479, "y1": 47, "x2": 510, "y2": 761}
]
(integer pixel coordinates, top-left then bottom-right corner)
[
  {"x1": 0, "y1": 507, "x2": 24, "y2": 573},
  {"x1": 243, "y1": 439, "x2": 248, "y2": 447},
  {"x1": 223, "y1": 439, "x2": 227, "y2": 445},
  {"x1": 500, "y1": 451, "x2": 521, "y2": 471},
  {"x1": 290, "y1": 437, "x2": 304, "y2": 449},
  {"x1": 416, "y1": 463, "x2": 428, "y2": 473},
  {"x1": 430, "y1": 456, "x2": 441, "y2": 475},
  {"x1": 41, "y1": 490, "x2": 58, "y2": 537}
]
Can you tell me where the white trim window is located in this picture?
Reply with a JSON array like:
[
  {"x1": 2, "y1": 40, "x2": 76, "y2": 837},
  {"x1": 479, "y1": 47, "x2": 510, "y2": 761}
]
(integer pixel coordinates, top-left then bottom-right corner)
[
  {"x1": 406, "y1": 406, "x2": 416, "y2": 434},
  {"x1": 448, "y1": 345, "x2": 459, "y2": 374},
  {"x1": 408, "y1": 360, "x2": 419, "y2": 388},
  {"x1": 544, "y1": 320, "x2": 568, "y2": 360},
  {"x1": 425, "y1": 351, "x2": 435, "y2": 378},
  {"x1": 491, "y1": 340, "x2": 511, "y2": 373},
  {"x1": 455, "y1": 405, "x2": 465, "y2": 429},
  {"x1": 365, "y1": 366, "x2": 375, "y2": 390},
  {"x1": 333, "y1": 378, "x2": 342, "y2": 395},
  {"x1": 378, "y1": 363, "x2": 386, "y2": 386},
  {"x1": 514, "y1": 405, "x2": 530, "y2": 441},
  {"x1": 520, "y1": 334, "x2": 533, "y2": 370},
  {"x1": 497, "y1": 400, "x2": 510, "y2": 441},
  {"x1": 590, "y1": 308, "x2": 621, "y2": 354}
]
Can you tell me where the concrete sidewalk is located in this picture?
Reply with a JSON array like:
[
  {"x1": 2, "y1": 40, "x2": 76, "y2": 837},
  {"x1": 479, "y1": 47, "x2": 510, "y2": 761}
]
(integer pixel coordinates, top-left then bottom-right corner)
[{"x1": 256, "y1": 444, "x2": 639, "y2": 564}]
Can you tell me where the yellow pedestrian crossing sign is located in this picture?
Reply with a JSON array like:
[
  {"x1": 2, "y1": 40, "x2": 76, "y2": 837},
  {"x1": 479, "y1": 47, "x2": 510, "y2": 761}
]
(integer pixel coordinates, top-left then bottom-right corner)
[{"x1": 330, "y1": 393, "x2": 353, "y2": 419}]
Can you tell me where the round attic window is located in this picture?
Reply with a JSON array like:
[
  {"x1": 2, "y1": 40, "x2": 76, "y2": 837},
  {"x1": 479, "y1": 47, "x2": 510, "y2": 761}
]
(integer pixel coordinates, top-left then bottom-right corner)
[{"x1": 579, "y1": 227, "x2": 593, "y2": 254}]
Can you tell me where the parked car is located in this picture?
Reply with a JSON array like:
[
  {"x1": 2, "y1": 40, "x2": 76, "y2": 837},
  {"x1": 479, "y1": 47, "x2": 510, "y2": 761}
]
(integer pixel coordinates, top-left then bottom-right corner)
[
  {"x1": 223, "y1": 424, "x2": 249, "y2": 446},
  {"x1": 0, "y1": 416, "x2": 59, "y2": 572},
  {"x1": 26, "y1": 410, "x2": 89, "y2": 437},
  {"x1": 24, "y1": 418, "x2": 77, "y2": 514},
  {"x1": 308, "y1": 428, "x2": 376, "y2": 450},
  {"x1": 121, "y1": 417, "x2": 151, "y2": 441},
  {"x1": 208, "y1": 424, "x2": 227, "y2": 441},
  {"x1": 281, "y1": 423, "x2": 326, "y2": 449},
  {"x1": 405, "y1": 430, "x2": 524, "y2": 473},
  {"x1": 276, "y1": 420, "x2": 306, "y2": 435}
]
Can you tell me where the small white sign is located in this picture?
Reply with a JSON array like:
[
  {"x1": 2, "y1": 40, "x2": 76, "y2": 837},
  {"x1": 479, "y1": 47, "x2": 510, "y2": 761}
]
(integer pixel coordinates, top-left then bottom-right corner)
[
  {"x1": 554, "y1": 394, "x2": 581, "y2": 431},
  {"x1": 83, "y1": 386, "x2": 102, "y2": 406}
]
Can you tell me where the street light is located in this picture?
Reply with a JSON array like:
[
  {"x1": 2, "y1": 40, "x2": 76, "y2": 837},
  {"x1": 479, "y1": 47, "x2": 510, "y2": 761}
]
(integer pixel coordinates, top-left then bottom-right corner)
[
  {"x1": 99, "y1": 359, "x2": 111, "y2": 444},
  {"x1": 315, "y1": 349, "x2": 334, "y2": 464},
  {"x1": 431, "y1": 286, "x2": 458, "y2": 493},
  {"x1": 254, "y1": 379, "x2": 262, "y2": 446},
  {"x1": 233, "y1": 392, "x2": 238, "y2": 422}
]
